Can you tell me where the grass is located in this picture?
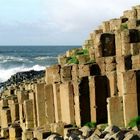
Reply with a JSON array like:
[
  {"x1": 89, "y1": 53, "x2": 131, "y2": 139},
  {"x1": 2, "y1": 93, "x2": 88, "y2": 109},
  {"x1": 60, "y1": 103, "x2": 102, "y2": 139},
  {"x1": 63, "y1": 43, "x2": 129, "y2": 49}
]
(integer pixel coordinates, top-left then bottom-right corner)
[
  {"x1": 75, "y1": 48, "x2": 89, "y2": 56},
  {"x1": 67, "y1": 56, "x2": 79, "y2": 64},
  {"x1": 84, "y1": 122, "x2": 96, "y2": 128},
  {"x1": 120, "y1": 23, "x2": 128, "y2": 30},
  {"x1": 66, "y1": 48, "x2": 89, "y2": 64},
  {"x1": 128, "y1": 116, "x2": 140, "y2": 128}
]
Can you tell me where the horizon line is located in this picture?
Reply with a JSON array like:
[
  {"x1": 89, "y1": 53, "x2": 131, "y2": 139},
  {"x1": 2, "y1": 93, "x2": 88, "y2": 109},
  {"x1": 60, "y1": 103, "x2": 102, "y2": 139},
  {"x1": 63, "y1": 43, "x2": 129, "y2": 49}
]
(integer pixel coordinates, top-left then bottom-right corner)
[{"x1": 0, "y1": 45, "x2": 81, "y2": 46}]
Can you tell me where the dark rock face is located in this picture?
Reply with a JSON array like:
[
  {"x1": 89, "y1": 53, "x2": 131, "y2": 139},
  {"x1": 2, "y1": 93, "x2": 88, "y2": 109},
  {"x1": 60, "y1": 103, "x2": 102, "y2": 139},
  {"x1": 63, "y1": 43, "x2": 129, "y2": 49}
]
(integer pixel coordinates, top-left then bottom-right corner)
[{"x1": 0, "y1": 70, "x2": 45, "y2": 90}]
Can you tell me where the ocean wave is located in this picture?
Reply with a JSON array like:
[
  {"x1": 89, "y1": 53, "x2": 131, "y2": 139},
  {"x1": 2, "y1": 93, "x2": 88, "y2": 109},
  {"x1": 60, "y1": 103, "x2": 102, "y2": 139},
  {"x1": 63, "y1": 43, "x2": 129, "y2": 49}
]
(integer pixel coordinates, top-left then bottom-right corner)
[
  {"x1": 34, "y1": 56, "x2": 57, "y2": 60},
  {"x1": 0, "y1": 65, "x2": 46, "y2": 83},
  {"x1": 0, "y1": 55, "x2": 31, "y2": 63}
]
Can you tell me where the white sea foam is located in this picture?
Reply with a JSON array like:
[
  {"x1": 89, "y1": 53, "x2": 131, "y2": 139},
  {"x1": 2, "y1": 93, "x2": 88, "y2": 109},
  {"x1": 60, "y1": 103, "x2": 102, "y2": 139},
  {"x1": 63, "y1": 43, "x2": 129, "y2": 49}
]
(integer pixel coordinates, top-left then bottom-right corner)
[
  {"x1": 0, "y1": 65, "x2": 46, "y2": 83},
  {"x1": 34, "y1": 56, "x2": 57, "y2": 60},
  {"x1": 0, "y1": 55, "x2": 30, "y2": 63}
]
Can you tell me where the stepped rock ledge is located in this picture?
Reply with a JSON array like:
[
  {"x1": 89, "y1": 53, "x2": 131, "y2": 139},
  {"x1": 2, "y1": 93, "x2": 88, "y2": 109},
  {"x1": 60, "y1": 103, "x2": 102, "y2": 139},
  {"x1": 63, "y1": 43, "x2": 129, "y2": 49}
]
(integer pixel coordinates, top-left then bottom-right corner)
[{"x1": 1, "y1": 5, "x2": 140, "y2": 140}]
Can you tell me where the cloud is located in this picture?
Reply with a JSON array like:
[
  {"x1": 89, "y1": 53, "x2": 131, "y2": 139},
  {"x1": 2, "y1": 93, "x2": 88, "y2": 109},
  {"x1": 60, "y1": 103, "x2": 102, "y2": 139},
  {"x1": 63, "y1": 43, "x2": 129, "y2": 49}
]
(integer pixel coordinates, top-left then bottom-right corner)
[
  {"x1": 43, "y1": 0, "x2": 139, "y2": 31},
  {"x1": 0, "y1": 0, "x2": 139, "y2": 45}
]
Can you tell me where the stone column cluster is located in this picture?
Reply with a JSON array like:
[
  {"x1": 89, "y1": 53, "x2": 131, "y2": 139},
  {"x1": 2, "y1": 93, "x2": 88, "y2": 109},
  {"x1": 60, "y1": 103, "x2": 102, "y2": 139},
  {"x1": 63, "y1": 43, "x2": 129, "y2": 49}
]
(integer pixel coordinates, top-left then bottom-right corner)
[{"x1": 0, "y1": 4, "x2": 140, "y2": 140}]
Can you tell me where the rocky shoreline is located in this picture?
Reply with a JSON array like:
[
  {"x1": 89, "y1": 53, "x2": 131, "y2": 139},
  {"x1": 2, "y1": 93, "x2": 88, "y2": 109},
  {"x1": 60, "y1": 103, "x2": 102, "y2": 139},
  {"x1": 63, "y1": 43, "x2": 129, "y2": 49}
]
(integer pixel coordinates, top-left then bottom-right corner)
[
  {"x1": 1, "y1": 4, "x2": 140, "y2": 140},
  {"x1": 46, "y1": 125, "x2": 140, "y2": 140},
  {"x1": 0, "y1": 70, "x2": 45, "y2": 92}
]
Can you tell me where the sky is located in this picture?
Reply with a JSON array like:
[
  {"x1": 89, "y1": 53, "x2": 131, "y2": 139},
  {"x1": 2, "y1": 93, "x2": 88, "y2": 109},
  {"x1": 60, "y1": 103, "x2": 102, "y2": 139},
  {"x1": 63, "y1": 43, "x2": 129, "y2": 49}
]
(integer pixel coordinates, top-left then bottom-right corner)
[{"x1": 0, "y1": 0, "x2": 139, "y2": 45}]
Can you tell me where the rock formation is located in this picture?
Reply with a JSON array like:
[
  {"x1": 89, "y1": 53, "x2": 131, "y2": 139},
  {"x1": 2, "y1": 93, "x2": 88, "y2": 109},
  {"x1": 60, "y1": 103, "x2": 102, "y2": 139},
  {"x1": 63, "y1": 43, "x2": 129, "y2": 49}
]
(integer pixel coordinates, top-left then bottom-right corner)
[{"x1": 0, "y1": 5, "x2": 140, "y2": 140}]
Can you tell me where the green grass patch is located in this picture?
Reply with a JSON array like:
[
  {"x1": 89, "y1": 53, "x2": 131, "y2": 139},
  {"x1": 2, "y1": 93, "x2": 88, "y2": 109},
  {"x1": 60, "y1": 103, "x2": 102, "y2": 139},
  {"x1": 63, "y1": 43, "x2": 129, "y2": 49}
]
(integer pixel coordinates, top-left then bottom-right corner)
[
  {"x1": 120, "y1": 23, "x2": 128, "y2": 30},
  {"x1": 128, "y1": 116, "x2": 140, "y2": 128},
  {"x1": 84, "y1": 122, "x2": 96, "y2": 128},
  {"x1": 67, "y1": 56, "x2": 79, "y2": 64},
  {"x1": 99, "y1": 123, "x2": 108, "y2": 131},
  {"x1": 75, "y1": 48, "x2": 89, "y2": 56}
]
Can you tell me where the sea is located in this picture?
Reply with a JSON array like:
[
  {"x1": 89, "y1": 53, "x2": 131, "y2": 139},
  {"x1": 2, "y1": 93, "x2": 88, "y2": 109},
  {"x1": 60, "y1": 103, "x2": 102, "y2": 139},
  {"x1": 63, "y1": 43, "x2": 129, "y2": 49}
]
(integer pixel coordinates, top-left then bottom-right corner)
[{"x1": 0, "y1": 45, "x2": 80, "y2": 83}]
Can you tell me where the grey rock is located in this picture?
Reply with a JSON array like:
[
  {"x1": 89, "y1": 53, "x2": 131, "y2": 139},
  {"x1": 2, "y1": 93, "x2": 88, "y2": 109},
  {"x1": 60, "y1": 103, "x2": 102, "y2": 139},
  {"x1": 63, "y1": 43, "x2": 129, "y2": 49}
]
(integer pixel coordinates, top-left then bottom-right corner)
[
  {"x1": 46, "y1": 134, "x2": 63, "y2": 140},
  {"x1": 124, "y1": 134, "x2": 140, "y2": 140},
  {"x1": 104, "y1": 125, "x2": 120, "y2": 134},
  {"x1": 79, "y1": 126, "x2": 91, "y2": 137}
]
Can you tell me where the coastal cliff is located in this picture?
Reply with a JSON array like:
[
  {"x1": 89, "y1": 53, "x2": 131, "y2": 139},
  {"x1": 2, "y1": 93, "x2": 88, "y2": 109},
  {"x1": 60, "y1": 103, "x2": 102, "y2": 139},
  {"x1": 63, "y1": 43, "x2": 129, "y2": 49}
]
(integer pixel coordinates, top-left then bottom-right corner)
[{"x1": 1, "y1": 5, "x2": 140, "y2": 140}]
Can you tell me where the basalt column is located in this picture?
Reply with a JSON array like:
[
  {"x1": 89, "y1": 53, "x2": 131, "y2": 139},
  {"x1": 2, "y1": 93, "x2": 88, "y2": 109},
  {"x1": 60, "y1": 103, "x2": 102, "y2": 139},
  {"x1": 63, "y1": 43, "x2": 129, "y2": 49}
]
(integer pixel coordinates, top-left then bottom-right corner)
[
  {"x1": 89, "y1": 76, "x2": 109, "y2": 124},
  {"x1": 73, "y1": 77, "x2": 91, "y2": 126},
  {"x1": 79, "y1": 77, "x2": 91, "y2": 125}
]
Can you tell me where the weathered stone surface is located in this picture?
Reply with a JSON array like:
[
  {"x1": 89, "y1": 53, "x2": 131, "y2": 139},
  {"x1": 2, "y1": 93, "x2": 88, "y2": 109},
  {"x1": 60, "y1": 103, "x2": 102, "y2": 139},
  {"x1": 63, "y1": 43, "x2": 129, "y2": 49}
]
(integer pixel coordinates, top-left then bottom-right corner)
[
  {"x1": 53, "y1": 83, "x2": 62, "y2": 123},
  {"x1": 123, "y1": 94, "x2": 138, "y2": 126},
  {"x1": 1, "y1": 128, "x2": 9, "y2": 138},
  {"x1": 102, "y1": 21, "x2": 110, "y2": 32},
  {"x1": 122, "y1": 70, "x2": 137, "y2": 94},
  {"x1": 71, "y1": 64, "x2": 79, "y2": 81},
  {"x1": 108, "y1": 131, "x2": 126, "y2": 140},
  {"x1": 123, "y1": 9, "x2": 137, "y2": 19},
  {"x1": 128, "y1": 19, "x2": 137, "y2": 29},
  {"x1": 17, "y1": 90, "x2": 29, "y2": 104},
  {"x1": 107, "y1": 97, "x2": 124, "y2": 127},
  {"x1": 78, "y1": 64, "x2": 90, "y2": 78},
  {"x1": 46, "y1": 134, "x2": 63, "y2": 140},
  {"x1": 45, "y1": 65, "x2": 61, "y2": 84},
  {"x1": 64, "y1": 127, "x2": 81, "y2": 139},
  {"x1": 35, "y1": 83, "x2": 46, "y2": 127},
  {"x1": 61, "y1": 65, "x2": 72, "y2": 82},
  {"x1": 1, "y1": 108, "x2": 11, "y2": 128},
  {"x1": 107, "y1": 71, "x2": 117, "y2": 97},
  {"x1": 116, "y1": 55, "x2": 132, "y2": 72},
  {"x1": 110, "y1": 19, "x2": 122, "y2": 31},
  {"x1": 124, "y1": 133, "x2": 140, "y2": 140},
  {"x1": 73, "y1": 77, "x2": 91, "y2": 126},
  {"x1": 89, "y1": 76, "x2": 108, "y2": 124},
  {"x1": 132, "y1": 55, "x2": 140, "y2": 69},
  {"x1": 88, "y1": 128, "x2": 101, "y2": 139},
  {"x1": 104, "y1": 125, "x2": 121, "y2": 134},
  {"x1": 9, "y1": 124, "x2": 22, "y2": 139},
  {"x1": 94, "y1": 33, "x2": 103, "y2": 58},
  {"x1": 22, "y1": 130, "x2": 34, "y2": 140},
  {"x1": 8, "y1": 99, "x2": 19, "y2": 123},
  {"x1": 44, "y1": 84, "x2": 55, "y2": 124},
  {"x1": 130, "y1": 43, "x2": 140, "y2": 55},
  {"x1": 105, "y1": 54, "x2": 116, "y2": 73},
  {"x1": 24, "y1": 99, "x2": 34, "y2": 129},
  {"x1": 60, "y1": 82, "x2": 75, "y2": 124},
  {"x1": 96, "y1": 57, "x2": 106, "y2": 75},
  {"x1": 77, "y1": 55, "x2": 90, "y2": 64},
  {"x1": 105, "y1": 56, "x2": 116, "y2": 64},
  {"x1": 58, "y1": 55, "x2": 68, "y2": 65},
  {"x1": 79, "y1": 126, "x2": 92, "y2": 138},
  {"x1": 78, "y1": 64, "x2": 100, "y2": 78},
  {"x1": 50, "y1": 123, "x2": 64, "y2": 136},
  {"x1": 34, "y1": 128, "x2": 51, "y2": 140},
  {"x1": 0, "y1": 98, "x2": 8, "y2": 108},
  {"x1": 89, "y1": 47, "x2": 95, "y2": 60}
]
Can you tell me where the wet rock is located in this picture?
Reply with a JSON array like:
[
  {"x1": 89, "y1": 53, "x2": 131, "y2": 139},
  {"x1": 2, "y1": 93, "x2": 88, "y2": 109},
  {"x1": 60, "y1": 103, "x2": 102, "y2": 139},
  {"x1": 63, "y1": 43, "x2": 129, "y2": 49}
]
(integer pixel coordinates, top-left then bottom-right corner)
[
  {"x1": 108, "y1": 131, "x2": 125, "y2": 140},
  {"x1": 45, "y1": 134, "x2": 63, "y2": 140},
  {"x1": 67, "y1": 129, "x2": 82, "y2": 136},
  {"x1": 104, "y1": 125, "x2": 120, "y2": 134},
  {"x1": 79, "y1": 126, "x2": 92, "y2": 137},
  {"x1": 0, "y1": 70, "x2": 45, "y2": 91},
  {"x1": 88, "y1": 128, "x2": 101, "y2": 140},
  {"x1": 100, "y1": 131, "x2": 109, "y2": 138},
  {"x1": 124, "y1": 133, "x2": 140, "y2": 140}
]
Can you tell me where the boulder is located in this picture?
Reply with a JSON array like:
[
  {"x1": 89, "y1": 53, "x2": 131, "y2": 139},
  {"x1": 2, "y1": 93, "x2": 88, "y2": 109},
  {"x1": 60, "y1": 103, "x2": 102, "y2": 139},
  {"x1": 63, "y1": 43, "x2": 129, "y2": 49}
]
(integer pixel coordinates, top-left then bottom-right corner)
[
  {"x1": 46, "y1": 134, "x2": 64, "y2": 140},
  {"x1": 79, "y1": 126, "x2": 92, "y2": 137},
  {"x1": 104, "y1": 125, "x2": 121, "y2": 134}
]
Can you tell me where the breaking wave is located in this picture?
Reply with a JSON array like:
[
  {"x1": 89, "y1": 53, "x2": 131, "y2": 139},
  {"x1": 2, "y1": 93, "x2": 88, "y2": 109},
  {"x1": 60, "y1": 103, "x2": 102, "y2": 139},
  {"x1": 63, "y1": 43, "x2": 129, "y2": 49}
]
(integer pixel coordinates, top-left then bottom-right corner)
[
  {"x1": 34, "y1": 56, "x2": 57, "y2": 60},
  {"x1": 0, "y1": 65, "x2": 46, "y2": 83}
]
